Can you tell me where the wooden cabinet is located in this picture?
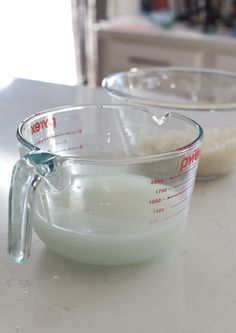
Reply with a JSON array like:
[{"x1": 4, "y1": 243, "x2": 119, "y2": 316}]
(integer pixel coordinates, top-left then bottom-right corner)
[
  {"x1": 97, "y1": 20, "x2": 236, "y2": 82},
  {"x1": 214, "y1": 53, "x2": 236, "y2": 72}
]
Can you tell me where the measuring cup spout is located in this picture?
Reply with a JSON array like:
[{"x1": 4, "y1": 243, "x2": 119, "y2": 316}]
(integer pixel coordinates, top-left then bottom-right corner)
[{"x1": 8, "y1": 151, "x2": 57, "y2": 264}]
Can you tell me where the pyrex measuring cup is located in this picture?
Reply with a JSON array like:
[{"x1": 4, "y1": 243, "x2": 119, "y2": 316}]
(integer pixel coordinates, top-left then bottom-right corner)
[
  {"x1": 8, "y1": 105, "x2": 203, "y2": 265},
  {"x1": 103, "y1": 67, "x2": 236, "y2": 179}
]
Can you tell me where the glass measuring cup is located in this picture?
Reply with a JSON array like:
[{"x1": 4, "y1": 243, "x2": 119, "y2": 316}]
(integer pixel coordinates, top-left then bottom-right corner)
[
  {"x1": 103, "y1": 67, "x2": 236, "y2": 179},
  {"x1": 8, "y1": 105, "x2": 203, "y2": 265}
]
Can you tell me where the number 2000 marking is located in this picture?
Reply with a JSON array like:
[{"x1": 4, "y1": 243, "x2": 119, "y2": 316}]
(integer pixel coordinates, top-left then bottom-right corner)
[{"x1": 151, "y1": 178, "x2": 164, "y2": 185}]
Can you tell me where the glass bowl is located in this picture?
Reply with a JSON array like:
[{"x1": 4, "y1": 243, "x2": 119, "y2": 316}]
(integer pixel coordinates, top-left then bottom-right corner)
[{"x1": 103, "y1": 67, "x2": 236, "y2": 179}]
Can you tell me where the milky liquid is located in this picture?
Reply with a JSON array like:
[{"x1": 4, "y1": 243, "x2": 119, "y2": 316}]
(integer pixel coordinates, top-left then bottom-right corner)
[{"x1": 34, "y1": 175, "x2": 190, "y2": 265}]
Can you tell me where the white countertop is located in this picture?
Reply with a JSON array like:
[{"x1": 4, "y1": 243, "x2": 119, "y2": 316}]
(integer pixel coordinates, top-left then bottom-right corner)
[{"x1": 1, "y1": 79, "x2": 236, "y2": 333}]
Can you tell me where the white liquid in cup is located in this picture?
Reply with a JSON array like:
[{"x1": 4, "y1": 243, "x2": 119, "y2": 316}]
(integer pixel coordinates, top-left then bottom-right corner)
[{"x1": 34, "y1": 175, "x2": 190, "y2": 265}]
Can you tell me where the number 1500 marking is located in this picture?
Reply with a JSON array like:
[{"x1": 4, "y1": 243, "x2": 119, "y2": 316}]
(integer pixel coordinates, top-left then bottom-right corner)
[{"x1": 149, "y1": 198, "x2": 161, "y2": 205}]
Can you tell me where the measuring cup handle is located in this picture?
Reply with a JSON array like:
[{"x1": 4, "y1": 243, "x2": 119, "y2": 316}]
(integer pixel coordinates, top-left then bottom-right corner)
[
  {"x1": 8, "y1": 151, "x2": 57, "y2": 264},
  {"x1": 8, "y1": 157, "x2": 41, "y2": 263}
]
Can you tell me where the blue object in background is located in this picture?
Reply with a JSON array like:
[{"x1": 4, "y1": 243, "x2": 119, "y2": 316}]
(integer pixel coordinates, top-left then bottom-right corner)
[{"x1": 146, "y1": 10, "x2": 175, "y2": 28}]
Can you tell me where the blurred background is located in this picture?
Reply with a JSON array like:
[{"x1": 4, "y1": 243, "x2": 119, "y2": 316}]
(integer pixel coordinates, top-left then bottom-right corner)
[{"x1": 1, "y1": 0, "x2": 236, "y2": 88}]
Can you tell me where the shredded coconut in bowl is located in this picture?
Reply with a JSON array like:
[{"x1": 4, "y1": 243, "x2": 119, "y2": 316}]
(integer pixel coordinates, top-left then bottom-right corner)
[
  {"x1": 137, "y1": 128, "x2": 236, "y2": 179},
  {"x1": 137, "y1": 129, "x2": 195, "y2": 154},
  {"x1": 197, "y1": 128, "x2": 236, "y2": 178}
]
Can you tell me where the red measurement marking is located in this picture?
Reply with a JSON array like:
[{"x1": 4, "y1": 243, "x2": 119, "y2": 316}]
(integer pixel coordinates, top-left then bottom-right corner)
[
  {"x1": 35, "y1": 138, "x2": 44, "y2": 145},
  {"x1": 68, "y1": 145, "x2": 83, "y2": 151},
  {"x1": 35, "y1": 129, "x2": 82, "y2": 145},
  {"x1": 171, "y1": 196, "x2": 189, "y2": 208},
  {"x1": 153, "y1": 207, "x2": 165, "y2": 215},
  {"x1": 173, "y1": 174, "x2": 195, "y2": 188},
  {"x1": 168, "y1": 162, "x2": 198, "y2": 181},
  {"x1": 167, "y1": 184, "x2": 193, "y2": 199},
  {"x1": 164, "y1": 204, "x2": 189, "y2": 220},
  {"x1": 150, "y1": 163, "x2": 198, "y2": 185},
  {"x1": 55, "y1": 144, "x2": 83, "y2": 153},
  {"x1": 149, "y1": 198, "x2": 162, "y2": 205},
  {"x1": 155, "y1": 187, "x2": 168, "y2": 194},
  {"x1": 150, "y1": 178, "x2": 164, "y2": 185}
]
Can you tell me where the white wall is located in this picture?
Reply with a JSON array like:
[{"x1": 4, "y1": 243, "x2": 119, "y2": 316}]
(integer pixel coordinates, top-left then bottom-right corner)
[
  {"x1": 0, "y1": 0, "x2": 77, "y2": 86},
  {"x1": 107, "y1": 0, "x2": 140, "y2": 19}
]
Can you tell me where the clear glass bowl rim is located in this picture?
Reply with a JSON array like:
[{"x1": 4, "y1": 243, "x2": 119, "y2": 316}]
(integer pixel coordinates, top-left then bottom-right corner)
[{"x1": 102, "y1": 67, "x2": 236, "y2": 111}]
